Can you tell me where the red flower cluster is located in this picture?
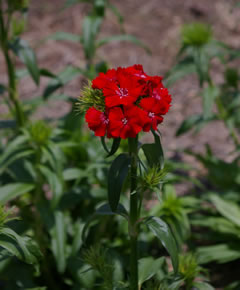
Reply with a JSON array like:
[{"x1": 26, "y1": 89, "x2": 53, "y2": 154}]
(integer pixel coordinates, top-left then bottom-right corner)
[{"x1": 85, "y1": 65, "x2": 171, "y2": 139}]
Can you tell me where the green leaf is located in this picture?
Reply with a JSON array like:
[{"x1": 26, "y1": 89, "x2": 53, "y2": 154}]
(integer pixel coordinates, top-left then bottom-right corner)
[
  {"x1": 82, "y1": 203, "x2": 128, "y2": 242},
  {"x1": 107, "y1": 3, "x2": 124, "y2": 25},
  {"x1": 0, "y1": 183, "x2": 35, "y2": 205},
  {"x1": 209, "y1": 195, "x2": 240, "y2": 227},
  {"x1": 0, "y1": 228, "x2": 41, "y2": 264},
  {"x1": 64, "y1": 0, "x2": 88, "y2": 8},
  {"x1": 176, "y1": 115, "x2": 203, "y2": 136},
  {"x1": 164, "y1": 57, "x2": 196, "y2": 87},
  {"x1": 97, "y1": 34, "x2": 151, "y2": 54},
  {"x1": 96, "y1": 203, "x2": 128, "y2": 219},
  {"x1": 39, "y1": 165, "x2": 63, "y2": 208},
  {"x1": 108, "y1": 153, "x2": 131, "y2": 211},
  {"x1": 63, "y1": 168, "x2": 86, "y2": 181},
  {"x1": 145, "y1": 216, "x2": 179, "y2": 273},
  {"x1": 82, "y1": 16, "x2": 102, "y2": 60},
  {"x1": 0, "y1": 238, "x2": 24, "y2": 260},
  {"x1": 0, "y1": 149, "x2": 34, "y2": 175},
  {"x1": 39, "y1": 68, "x2": 56, "y2": 78},
  {"x1": 101, "y1": 136, "x2": 121, "y2": 157},
  {"x1": 193, "y1": 47, "x2": 210, "y2": 86},
  {"x1": 193, "y1": 282, "x2": 215, "y2": 290},
  {"x1": 71, "y1": 220, "x2": 84, "y2": 256},
  {"x1": 201, "y1": 85, "x2": 219, "y2": 119},
  {"x1": 43, "y1": 66, "x2": 83, "y2": 99},
  {"x1": 10, "y1": 38, "x2": 40, "y2": 85},
  {"x1": 47, "y1": 31, "x2": 82, "y2": 43},
  {"x1": 141, "y1": 130, "x2": 164, "y2": 169},
  {"x1": 138, "y1": 257, "x2": 164, "y2": 287},
  {"x1": 0, "y1": 135, "x2": 28, "y2": 163},
  {"x1": 50, "y1": 211, "x2": 67, "y2": 273},
  {"x1": 197, "y1": 243, "x2": 240, "y2": 264},
  {"x1": 16, "y1": 68, "x2": 29, "y2": 79}
]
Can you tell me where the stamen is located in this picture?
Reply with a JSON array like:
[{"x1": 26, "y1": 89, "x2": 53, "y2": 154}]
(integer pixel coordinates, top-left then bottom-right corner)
[
  {"x1": 148, "y1": 112, "x2": 155, "y2": 118},
  {"x1": 122, "y1": 118, "x2": 128, "y2": 125},
  {"x1": 116, "y1": 88, "x2": 129, "y2": 98}
]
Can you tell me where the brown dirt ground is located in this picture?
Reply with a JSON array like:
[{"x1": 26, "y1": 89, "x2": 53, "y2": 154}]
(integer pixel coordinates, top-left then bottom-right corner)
[{"x1": 0, "y1": 0, "x2": 240, "y2": 174}]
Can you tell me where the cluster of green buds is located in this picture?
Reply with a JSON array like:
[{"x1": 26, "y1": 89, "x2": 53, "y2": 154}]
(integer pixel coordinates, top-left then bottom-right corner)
[
  {"x1": 77, "y1": 81, "x2": 105, "y2": 113},
  {"x1": 26, "y1": 120, "x2": 52, "y2": 148},
  {"x1": 140, "y1": 165, "x2": 168, "y2": 191}
]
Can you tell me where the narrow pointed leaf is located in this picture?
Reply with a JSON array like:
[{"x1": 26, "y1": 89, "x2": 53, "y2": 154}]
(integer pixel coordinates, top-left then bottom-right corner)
[
  {"x1": 47, "y1": 31, "x2": 82, "y2": 43},
  {"x1": 97, "y1": 34, "x2": 151, "y2": 54},
  {"x1": 141, "y1": 130, "x2": 164, "y2": 169},
  {"x1": 0, "y1": 183, "x2": 35, "y2": 205},
  {"x1": 10, "y1": 38, "x2": 40, "y2": 85},
  {"x1": 201, "y1": 86, "x2": 219, "y2": 119},
  {"x1": 108, "y1": 153, "x2": 131, "y2": 211},
  {"x1": 43, "y1": 66, "x2": 84, "y2": 99},
  {"x1": 82, "y1": 203, "x2": 128, "y2": 242},
  {"x1": 96, "y1": 203, "x2": 128, "y2": 219},
  {"x1": 50, "y1": 211, "x2": 66, "y2": 273},
  {"x1": 176, "y1": 115, "x2": 203, "y2": 136},
  {"x1": 145, "y1": 216, "x2": 179, "y2": 273},
  {"x1": 138, "y1": 257, "x2": 164, "y2": 287},
  {"x1": 209, "y1": 195, "x2": 240, "y2": 227},
  {"x1": 101, "y1": 136, "x2": 121, "y2": 157}
]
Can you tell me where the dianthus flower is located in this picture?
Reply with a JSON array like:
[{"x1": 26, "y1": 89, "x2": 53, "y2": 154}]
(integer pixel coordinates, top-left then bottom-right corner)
[{"x1": 79, "y1": 65, "x2": 171, "y2": 139}]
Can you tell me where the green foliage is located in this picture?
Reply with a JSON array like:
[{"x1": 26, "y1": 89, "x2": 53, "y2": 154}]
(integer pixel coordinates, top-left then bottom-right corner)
[
  {"x1": 179, "y1": 253, "x2": 207, "y2": 289},
  {"x1": 145, "y1": 216, "x2": 179, "y2": 273},
  {"x1": 108, "y1": 153, "x2": 131, "y2": 211},
  {"x1": 83, "y1": 245, "x2": 114, "y2": 289}
]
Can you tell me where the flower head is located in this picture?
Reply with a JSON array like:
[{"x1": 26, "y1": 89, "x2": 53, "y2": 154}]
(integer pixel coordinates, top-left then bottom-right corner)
[{"x1": 79, "y1": 65, "x2": 172, "y2": 139}]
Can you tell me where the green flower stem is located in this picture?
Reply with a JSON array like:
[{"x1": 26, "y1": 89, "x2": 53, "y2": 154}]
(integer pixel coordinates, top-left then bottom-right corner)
[
  {"x1": 128, "y1": 136, "x2": 139, "y2": 290},
  {"x1": 0, "y1": 7, "x2": 25, "y2": 128},
  {"x1": 4, "y1": 50, "x2": 25, "y2": 127}
]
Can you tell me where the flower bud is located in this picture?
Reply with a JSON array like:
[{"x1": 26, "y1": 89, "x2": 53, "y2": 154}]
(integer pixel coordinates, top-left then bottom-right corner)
[
  {"x1": 28, "y1": 121, "x2": 52, "y2": 147},
  {"x1": 181, "y1": 23, "x2": 212, "y2": 47}
]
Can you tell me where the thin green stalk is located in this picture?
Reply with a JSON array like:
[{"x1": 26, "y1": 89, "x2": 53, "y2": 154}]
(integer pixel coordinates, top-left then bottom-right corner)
[
  {"x1": 4, "y1": 49, "x2": 25, "y2": 127},
  {"x1": 0, "y1": 6, "x2": 25, "y2": 127},
  {"x1": 128, "y1": 137, "x2": 139, "y2": 290}
]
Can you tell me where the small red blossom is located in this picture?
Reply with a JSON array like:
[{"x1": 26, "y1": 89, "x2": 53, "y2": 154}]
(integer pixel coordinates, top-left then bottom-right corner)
[
  {"x1": 125, "y1": 64, "x2": 148, "y2": 80},
  {"x1": 103, "y1": 72, "x2": 143, "y2": 108},
  {"x1": 85, "y1": 107, "x2": 109, "y2": 137},
  {"x1": 109, "y1": 106, "x2": 143, "y2": 139},
  {"x1": 140, "y1": 97, "x2": 169, "y2": 131},
  {"x1": 92, "y1": 69, "x2": 117, "y2": 90}
]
